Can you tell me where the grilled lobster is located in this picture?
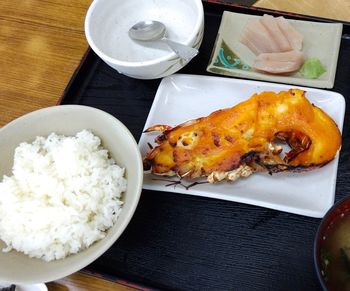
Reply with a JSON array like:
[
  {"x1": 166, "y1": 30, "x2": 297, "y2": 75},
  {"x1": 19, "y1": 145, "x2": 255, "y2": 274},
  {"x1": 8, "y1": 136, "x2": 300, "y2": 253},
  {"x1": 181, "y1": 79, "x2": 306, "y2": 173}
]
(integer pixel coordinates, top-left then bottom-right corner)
[{"x1": 143, "y1": 89, "x2": 341, "y2": 183}]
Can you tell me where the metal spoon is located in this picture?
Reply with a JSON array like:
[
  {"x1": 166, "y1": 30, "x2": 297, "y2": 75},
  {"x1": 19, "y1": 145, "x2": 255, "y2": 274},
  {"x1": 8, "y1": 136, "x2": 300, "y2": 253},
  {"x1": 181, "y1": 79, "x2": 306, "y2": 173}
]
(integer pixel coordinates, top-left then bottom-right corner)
[{"x1": 128, "y1": 20, "x2": 199, "y2": 62}]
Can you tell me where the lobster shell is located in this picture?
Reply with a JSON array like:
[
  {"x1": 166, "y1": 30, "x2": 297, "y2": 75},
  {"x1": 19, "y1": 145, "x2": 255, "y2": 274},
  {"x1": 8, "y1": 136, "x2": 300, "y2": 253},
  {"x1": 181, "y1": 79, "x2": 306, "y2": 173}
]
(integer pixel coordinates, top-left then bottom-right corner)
[{"x1": 143, "y1": 89, "x2": 341, "y2": 183}]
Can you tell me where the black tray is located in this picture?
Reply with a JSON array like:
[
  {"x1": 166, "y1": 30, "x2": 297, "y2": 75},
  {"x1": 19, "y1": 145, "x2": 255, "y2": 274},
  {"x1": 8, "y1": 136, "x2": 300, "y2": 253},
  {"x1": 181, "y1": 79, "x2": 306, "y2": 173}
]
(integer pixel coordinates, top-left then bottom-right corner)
[{"x1": 60, "y1": 1, "x2": 350, "y2": 290}]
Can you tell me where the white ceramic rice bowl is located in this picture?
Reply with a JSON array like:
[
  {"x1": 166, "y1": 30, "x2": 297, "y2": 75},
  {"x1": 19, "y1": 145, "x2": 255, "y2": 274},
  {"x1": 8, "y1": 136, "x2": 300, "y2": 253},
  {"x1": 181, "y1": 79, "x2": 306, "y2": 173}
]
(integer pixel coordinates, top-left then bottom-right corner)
[
  {"x1": 0, "y1": 105, "x2": 143, "y2": 284},
  {"x1": 85, "y1": 0, "x2": 204, "y2": 79}
]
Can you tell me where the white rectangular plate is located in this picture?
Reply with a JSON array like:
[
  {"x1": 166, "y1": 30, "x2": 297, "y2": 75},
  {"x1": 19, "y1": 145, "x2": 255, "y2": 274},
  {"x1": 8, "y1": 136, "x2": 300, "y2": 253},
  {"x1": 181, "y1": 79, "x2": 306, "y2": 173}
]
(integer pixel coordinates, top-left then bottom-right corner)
[
  {"x1": 207, "y1": 11, "x2": 343, "y2": 89},
  {"x1": 138, "y1": 74, "x2": 345, "y2": 217}
]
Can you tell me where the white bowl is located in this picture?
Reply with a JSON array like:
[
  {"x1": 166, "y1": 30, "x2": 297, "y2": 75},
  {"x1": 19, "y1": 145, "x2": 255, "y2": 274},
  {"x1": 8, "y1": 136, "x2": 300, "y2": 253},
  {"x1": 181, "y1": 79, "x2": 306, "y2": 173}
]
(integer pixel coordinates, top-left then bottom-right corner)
[
  {"x1": 85, "y1": 0, "x2": 204, "y2": 79},
  {"x1": 0, "y1": 105, "x2": 143, "y2": 284}
]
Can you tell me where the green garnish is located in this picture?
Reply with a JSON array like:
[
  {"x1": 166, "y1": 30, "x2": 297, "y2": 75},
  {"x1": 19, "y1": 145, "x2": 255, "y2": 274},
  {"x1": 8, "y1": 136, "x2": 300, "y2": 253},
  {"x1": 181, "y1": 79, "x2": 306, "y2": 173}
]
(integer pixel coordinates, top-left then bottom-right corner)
[{"x1": 300, "y1": 58, "x2": 326, "y2": 79}]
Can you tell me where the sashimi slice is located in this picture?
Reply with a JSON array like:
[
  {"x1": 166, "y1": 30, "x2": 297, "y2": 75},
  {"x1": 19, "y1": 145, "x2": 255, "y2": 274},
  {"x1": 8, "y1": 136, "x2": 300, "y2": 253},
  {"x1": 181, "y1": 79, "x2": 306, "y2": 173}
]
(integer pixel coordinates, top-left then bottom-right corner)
[
  {"x1": 256, "y1": 50, "x2": 304, "y2": 62},
  {"x1": 240, "y1": 20, "x2": 280, "y2": 54},
  {"x1": 240, "y1": 34, "x2": 261, "y2": 55},
  {"x1": 260, "y1": 14, "x2": 292, "y2": 52},
  {"x1": 276, "y1": 16, "x2": 303, "y2": 51},
  {"x1": 254, "y1": 50, "x2": 304, "y2": 74},
  {"x1": 254, "y1": 60, "x2": 301, "y2": 74}
]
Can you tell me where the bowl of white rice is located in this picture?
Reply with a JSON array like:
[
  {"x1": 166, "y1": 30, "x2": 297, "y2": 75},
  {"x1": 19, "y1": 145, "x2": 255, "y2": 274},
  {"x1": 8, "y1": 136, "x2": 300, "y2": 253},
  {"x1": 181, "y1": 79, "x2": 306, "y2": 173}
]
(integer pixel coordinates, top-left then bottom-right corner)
[{"x1": 0, "y1": 105, "x2": 143, "y2": 284}]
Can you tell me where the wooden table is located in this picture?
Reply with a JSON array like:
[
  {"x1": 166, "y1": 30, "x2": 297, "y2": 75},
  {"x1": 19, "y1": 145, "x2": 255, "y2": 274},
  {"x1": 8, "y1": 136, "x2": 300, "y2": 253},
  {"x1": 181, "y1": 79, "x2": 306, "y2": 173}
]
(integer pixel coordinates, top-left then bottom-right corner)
[
  {"x1": 0, "y1": 0, "x2": 348, "y2": 290},
  {"x1": 254, "y1": 0, "x2": 350, "y2": 22}
]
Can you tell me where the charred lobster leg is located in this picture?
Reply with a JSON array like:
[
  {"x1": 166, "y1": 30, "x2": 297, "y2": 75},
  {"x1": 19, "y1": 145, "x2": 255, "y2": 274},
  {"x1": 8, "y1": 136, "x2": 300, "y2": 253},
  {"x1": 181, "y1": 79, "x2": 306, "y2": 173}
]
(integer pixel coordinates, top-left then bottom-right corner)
[{"x1": 274, "y1": 131, "x2": 312, "y2": 163}]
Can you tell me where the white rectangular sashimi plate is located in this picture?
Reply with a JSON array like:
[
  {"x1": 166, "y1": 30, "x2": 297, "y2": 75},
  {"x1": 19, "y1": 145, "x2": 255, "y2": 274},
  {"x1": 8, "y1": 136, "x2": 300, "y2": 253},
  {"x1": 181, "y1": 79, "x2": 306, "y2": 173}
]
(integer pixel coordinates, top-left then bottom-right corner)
[{"x1": 138, "y1": 74, "x2": 345, "y2": 217}]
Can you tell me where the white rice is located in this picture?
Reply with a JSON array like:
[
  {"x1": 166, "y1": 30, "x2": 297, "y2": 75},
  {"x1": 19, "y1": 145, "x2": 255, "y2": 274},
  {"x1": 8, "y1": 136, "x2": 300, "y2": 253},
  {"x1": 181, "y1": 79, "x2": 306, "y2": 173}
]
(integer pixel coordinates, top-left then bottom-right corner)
[{"x1": 0, "y1": 129, "x2": 126, "y2": 261}]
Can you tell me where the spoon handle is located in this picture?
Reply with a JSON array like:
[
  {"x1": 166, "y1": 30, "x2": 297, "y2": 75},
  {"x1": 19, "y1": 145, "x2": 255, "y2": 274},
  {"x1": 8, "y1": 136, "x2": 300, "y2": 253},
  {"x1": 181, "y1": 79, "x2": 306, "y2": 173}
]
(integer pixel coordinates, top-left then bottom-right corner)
[{"x1": 162, "y1": 38, "x2": 199, "y2": 63}]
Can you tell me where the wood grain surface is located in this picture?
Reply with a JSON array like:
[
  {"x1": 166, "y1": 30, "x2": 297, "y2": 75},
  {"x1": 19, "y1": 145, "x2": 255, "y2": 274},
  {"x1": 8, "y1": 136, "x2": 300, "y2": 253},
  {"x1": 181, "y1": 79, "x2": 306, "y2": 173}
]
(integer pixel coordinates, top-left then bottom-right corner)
[
  {"x1": 255, "y1": 0, "x2": 350, "y2": 22},
  {"x1": 0, "y1": 0, "x2": 348, "y2": 290},
  {"x1": 46, "y1": 273, "x2": 135, "y2": 291},
  {"x1": 0, "y1": 0, "x2": 90, "y2": 127}
]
